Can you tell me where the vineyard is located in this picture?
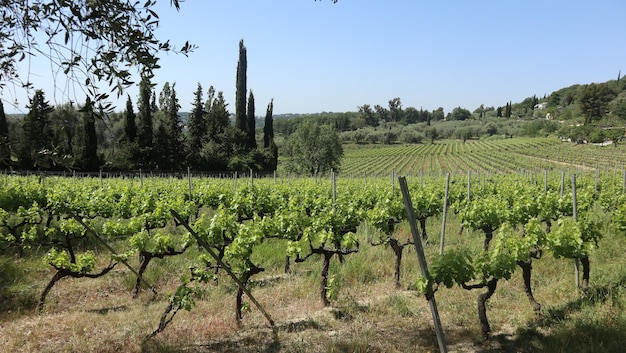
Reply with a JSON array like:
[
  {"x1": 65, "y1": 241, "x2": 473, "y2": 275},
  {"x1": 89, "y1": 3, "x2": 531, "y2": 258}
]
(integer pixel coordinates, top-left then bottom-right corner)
[
  {"x1": 341, "y1": 137, "x2": 626, "y2": 176},
  {"x1": 1, "y1": 138, "x2": 626, "y2": 352}
]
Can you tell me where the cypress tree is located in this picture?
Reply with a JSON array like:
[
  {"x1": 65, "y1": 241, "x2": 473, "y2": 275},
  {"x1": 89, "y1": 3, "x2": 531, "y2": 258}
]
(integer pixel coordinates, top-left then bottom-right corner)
[
  {"x1": 80, "y1": 97, "x2": 99, "y2": 171},
  {"x1": 124, "y1": 95, "x2": 137, "y2": 142},
  {"x1": 210, "y1": 91, "x2": 230, "y2": 136},
  {"x1": 187, "y1": 83, "x2": 206, "y2": 168},
  {"x1": 0, "y1": 100, "x2": 10, "y2": 168},
  {"x1": 246, "y1": 91, "x2": 256, "y2": 149},
  {"x1": 150, "y1": 91, "x2": 158, "y2": 113},
  {"x1": 163, "y1": 84, "x2": 184, "y2": 169},
  {"x1": 158, "y1": 82, "x2": 172, "y2": 111},
  {"x1": 204, "y1": 85, "x2": 215, "y2": 119},
  {"x1": 114, "y1": 95, "x2": 141, "y2": 171},
  {"x1": 235, "y1": 39, "x2": 247, "y2": 134},
  {"x1": 263, "y1": 99, "x2": 274, "y2": 149},
  {"x1": 263, "y1": 99, "x2": 277, "y2": 171},
  {"x1": 18, "y1": 90, "x2": 54, "y2": 169},
  {"x1": 137, "y1": 75, "x2": 154, "y2": 167}
]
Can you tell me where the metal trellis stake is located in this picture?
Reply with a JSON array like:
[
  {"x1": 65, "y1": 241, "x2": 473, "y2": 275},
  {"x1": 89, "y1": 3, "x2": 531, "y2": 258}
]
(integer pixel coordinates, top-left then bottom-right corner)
[{"x1": 398, "y1": 177, "x2": 448, "y2": 353}]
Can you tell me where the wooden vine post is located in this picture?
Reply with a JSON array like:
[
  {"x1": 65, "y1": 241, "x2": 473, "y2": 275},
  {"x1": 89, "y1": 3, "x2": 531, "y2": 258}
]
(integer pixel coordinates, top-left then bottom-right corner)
[{"x1": 398, "y1": 177, "x2": 448, "y2": 353}]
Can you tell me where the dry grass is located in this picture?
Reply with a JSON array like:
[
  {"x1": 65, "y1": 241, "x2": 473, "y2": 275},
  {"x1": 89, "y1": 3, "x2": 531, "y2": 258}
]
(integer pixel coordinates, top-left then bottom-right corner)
[{"x1": 1, "y1": 213, "x2": 626, "y2": 353}]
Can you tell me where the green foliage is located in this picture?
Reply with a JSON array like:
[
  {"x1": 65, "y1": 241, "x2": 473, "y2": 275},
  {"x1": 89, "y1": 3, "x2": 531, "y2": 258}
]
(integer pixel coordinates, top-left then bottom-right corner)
[
  {"x1": 459, "y1": 194, "x2": 509, "y2": 233},
  {"x1": 524, "y1": 119, "x2": 559, "y2": 137},
  {"x1": 0, "y1": 202, "x2": 44, "y2": 253},
  {"x1": 283, "y1": 121, "x2": 344, "y2": 176},
  {"x1": 46, "y1": 248, "x2": 97, "y2": 273},
  {"x1": 578, "y1": 83, "x2": 616, "y2": 124},
  {"x1": 129, "y1": 229, "x2": 190, "y2": 256},
  {"x1": 325, "y1": 274, "x2": 339, "y2": 302},
  {"x1": 193, "y1": 206, "x2": 239, "y2": 245},
  {"x1": 1, "y1": 0, "x2": 194, "y2": 109},
  {"x1": 615, "y1": 202, "x2": 626, "y2": 234},
  {"x1": 428, "y1": 249, "x2": 474, "y2": 289},
  {"x1": 448, "y1": 107, "x2": 472, "y2": 121},
  {"x1": 18, "y1": 90, "x2": 55, "y2": 169},
  {"x1": 154, "y1": 83, "x2": 185, "y2": 170},
  {"x1": 548, "y1": 217, "x2": 601, "y2": 259},
  {"x1": 235, "y1": 39, "x2": 248, "y2": 135},
  {"x1": 474, "y1": 224, "x2": 518, "y2": 281},
  {"x1": 366, "y1": 197, "x2": 405, "y2": 234}
]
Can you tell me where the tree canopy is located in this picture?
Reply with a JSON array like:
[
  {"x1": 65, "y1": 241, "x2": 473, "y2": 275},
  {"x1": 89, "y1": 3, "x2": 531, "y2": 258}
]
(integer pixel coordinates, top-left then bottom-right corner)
[
  {"x1": 578, "y1": 83, "x2": 616, "y2": 125},
  {"x1": 0, "y1": 0, "x2": 194, "y2": 109},
  {"x1": 283, "y1": 121, "x2": 343, "y2": 176}
]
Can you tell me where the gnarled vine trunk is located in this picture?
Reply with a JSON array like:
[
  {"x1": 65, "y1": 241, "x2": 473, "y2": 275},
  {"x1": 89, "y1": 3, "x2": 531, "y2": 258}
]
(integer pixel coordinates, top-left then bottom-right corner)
[
  {"x1": 389, "y1": 238, "x2": 403, "y2": 289},
  {"x1": 580, "y1": 256, "x2": 590, "y2": 293},
  {"x1": 320, "y1": 252, "x2": 333, "y2": 307},
  {"x1": 235, "y1": 264, "x2": 264, "y2": 325},
  {"x1": 518, "y1": 259, "x2": 541, "y2": 313},
  {"x1": 477, "y1": 278, "x2": 498, "y2": 339}
]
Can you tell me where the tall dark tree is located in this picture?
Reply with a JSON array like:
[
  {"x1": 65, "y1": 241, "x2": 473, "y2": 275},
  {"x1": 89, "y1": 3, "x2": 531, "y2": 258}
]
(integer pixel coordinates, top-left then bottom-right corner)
[
  {"x1": 420, "y1": 108, "x2": 430, "y2": 125},
  {"x1": 187, "y1": 83, "x2": 206, "y2": 168},
  {"x1": 155, "y1": 83, "x2": 184, "y2": 170},
  {"x1": 578, "y1": 83, "x2": 616, "y2": 125},
  {"x1": 388, "y1": 97, "x2": 403, "y2": 122},
  {"x1": 0, "y1": 100, "x2": 10, "y2": 168},
  {"x1": 235, "y1": 39, "x2": 248, "y2": 134},
  {"x1": 18, "y1": 90, "x2": 54, "y2": 169},
  {"x1": 358, "y1": 104, "x2": 377, "y2": 126},
  {"x1": 263, "y1": 99, "x2": 274, "y2": 149},
  {"x1": 263, "y1": 99, "x2": 278, "y2": 171},
  {"x1": 136, "y1": 75, "x2": 154, "y2": 167},
  {"x1": 203, "y1": 93, "x2": 240, "y2": 170},
  {"x1": 79, "y1": 97, "x2": 99, "y2": 171},
  {"x1": 246, "y1": 91, "x2": 257, "y2": 149},
  {"x1": 150, "y1": 91, "x2": 158, "y2": 113},
  {"x1": 48, "y1": 103, "x2": 79, "y2": 158},
  {"x1": 124, "y1": 95, "x2": 137, "y2": 142},
  {"x1": 374, "y1": 104, "x2": 388, "y2": 123},
  {"x1": 158, "y1": 82, "x2": 172, "y2": 111},
  {"x1": 209, "y1": 91, "x2": 230, "y2": 137},
  {"x1": 111, "y1": 95, "x2": 140, "y2": 170},
  {"x1": 204, "y1": 85, "x2": 216, "y2": 118}
]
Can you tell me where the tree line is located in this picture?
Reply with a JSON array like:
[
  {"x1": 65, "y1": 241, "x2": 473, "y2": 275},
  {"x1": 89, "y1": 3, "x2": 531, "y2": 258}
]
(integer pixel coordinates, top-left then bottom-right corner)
[
  {"x1": 0, "y1": 40, "x2": 278, "y2": 173},
  {"x1": 274, "y1": 76, "x2": 626, "y2": 147}
]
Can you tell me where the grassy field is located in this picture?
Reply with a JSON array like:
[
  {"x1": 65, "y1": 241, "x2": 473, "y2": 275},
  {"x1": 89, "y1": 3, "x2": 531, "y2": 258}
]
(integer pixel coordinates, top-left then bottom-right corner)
[
  {"x1": 1, "y1": 211, "x2": 625, "y2": 352},
  {"x1": 1, "y1": 137, "x2": 626, "y2": 353}
]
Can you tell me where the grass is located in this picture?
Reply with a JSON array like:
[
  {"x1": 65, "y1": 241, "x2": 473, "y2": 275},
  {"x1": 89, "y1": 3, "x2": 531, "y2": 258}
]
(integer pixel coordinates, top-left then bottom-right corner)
[{"x1": 1, "y1": 206, "x2": 626, "y2": 352}]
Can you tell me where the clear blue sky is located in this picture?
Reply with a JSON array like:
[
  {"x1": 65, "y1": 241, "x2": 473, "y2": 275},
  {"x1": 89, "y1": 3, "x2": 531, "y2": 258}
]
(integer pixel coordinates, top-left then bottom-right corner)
[{"x1": 4, "y1": 0, "x2": 626, "y2": 115}]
